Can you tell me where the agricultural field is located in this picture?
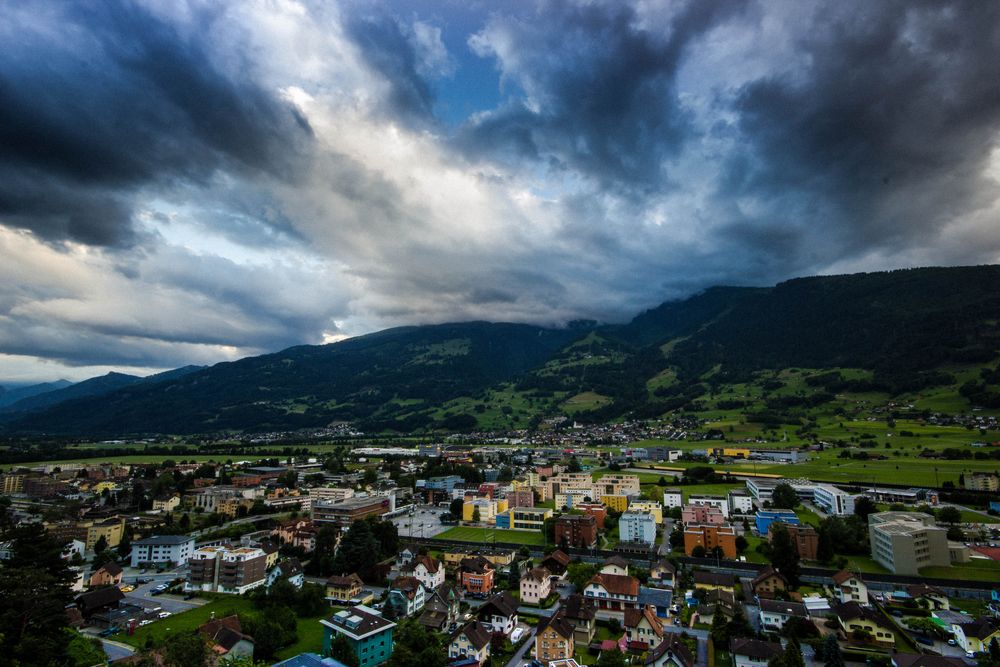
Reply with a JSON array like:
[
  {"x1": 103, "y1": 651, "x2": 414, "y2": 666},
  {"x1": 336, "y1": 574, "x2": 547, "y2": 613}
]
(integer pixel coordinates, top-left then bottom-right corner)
[{"x1": 436, "y1": 526, "x2": 545, "y2": 546}]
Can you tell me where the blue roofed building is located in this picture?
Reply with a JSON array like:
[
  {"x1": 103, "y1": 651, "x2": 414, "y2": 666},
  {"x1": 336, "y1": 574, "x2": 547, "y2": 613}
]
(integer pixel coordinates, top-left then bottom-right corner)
[
  {"x1": 320, "y1": 605, "x2": 396, "y2": 667},
  {"x1": 755, "y1": 510, "x2": 799, "y2": 536},
  {"x1": 638, "y1": 586, "x2": 674, "y2": 618}
]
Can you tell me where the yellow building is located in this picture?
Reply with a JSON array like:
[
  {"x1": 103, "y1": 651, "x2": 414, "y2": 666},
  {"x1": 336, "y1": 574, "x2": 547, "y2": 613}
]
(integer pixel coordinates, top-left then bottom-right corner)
[
  {"x1": 463, "y1": 499, "x2": 498, "y2": 523},
  {"x1": 602, "y1": 495, "x2": 629, "y2": 513},
  {"x1": 86, "y1": 517, "x2": 125, "y2": 551},
  {"x1": 511, "y1": 507, "x2": 553, "y2": 530},
  {"x1": 92, "y1": 481, "x2": 120, "y2": 494},
  {"x1": 1, "y1": 474, "x2": 25, "y2": 494},
  {"x1": 535, "y1": 612, "x2": 575, "y2": 662},
  {"x1": 442, "y1": 549, "x2": 515, "y2": 567},
  {"x1": 964, "y1": 472, "x2": 999, "y2": 492},
  {"x1": 152, "y1": 496, "x2": 181, "y2": 512},
  {"x1": 719, "y1": 447, "x2": 752, "y2": 459},
  {"x1": 326, "y1": 573, "x2": 364, "y2": 602},
  {"x1": 628, "y1": 500, "x2": 663, "y2": 524}
]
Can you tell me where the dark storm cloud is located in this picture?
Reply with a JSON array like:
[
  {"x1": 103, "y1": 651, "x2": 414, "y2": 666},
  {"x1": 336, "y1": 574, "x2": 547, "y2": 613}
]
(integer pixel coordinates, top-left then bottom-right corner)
[
  {"x1": 724, "y1": 1, "x2": 1000, "y2": 259},
  {"x1": 0, "y1": 1, "x2": 312, "y2": 246},
  {"x1": 457, "y1": 0, "x2": 745, "y2": 192},
  {"x1": 345, "y1": 12, "x2": 437, "y2": 122}
]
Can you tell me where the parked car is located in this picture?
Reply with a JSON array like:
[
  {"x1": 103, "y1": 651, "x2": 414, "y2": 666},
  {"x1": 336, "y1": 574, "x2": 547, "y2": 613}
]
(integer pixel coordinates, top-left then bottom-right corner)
[
  {"x1": 948, "y1": 639, "x2": 957, "y2": 646},
  {"x1": 158, "y1": 611, "x2": 172, "y2": 619},
  {"x1": 99, "y1": 627, "x2": 120, "y2": 637},
  {"x1": 915, "y1": 636, "x2": 934, "y2": 646},
  {"x1": 120, "y1": 585, "x2": 135, "y2": 593},
  {"x1": 511, "y1": 628, "x2": 525, "y2": 643}
]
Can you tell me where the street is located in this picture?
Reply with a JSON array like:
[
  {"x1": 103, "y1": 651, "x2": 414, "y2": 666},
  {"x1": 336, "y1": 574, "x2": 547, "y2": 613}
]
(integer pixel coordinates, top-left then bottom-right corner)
[
  {"x1": 99, "y1": 638, "x2": 136, "y2": 662},
  {"x1": 504, "y1": 627, "x2": 536, "y2": 667}
]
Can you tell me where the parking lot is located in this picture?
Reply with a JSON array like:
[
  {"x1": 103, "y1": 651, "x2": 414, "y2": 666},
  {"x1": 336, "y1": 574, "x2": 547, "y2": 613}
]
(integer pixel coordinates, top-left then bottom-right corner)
[
  {"x1": 121, "y1": 564, "x2": 204, "y2": 615},
  {"x1": 391, "y1": 504, "x2": 450, "y2": 540}
]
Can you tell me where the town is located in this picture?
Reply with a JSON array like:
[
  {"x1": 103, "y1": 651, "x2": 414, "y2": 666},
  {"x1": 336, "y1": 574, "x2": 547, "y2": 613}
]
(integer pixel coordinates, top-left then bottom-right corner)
[{"x1": 2, "y1": 442, "x2": 998, "y2": 667}]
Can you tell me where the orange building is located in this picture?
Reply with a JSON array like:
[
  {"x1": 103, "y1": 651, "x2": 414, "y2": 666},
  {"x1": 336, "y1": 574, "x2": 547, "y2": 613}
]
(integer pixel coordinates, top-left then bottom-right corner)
[
  {"x1": 459, "y1": 556, "x2": 495, "y2": 595},
  {"x1": 683, "y1": 523, "x2": 737, "y2": 558}
]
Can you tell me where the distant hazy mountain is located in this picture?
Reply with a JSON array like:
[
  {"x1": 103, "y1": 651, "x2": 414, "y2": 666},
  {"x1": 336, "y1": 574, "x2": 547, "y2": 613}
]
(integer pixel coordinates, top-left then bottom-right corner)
[
  {"x1": 0, "y1": 366, "x2": 203, "y2": 415},
  {"x1": 7, "y1": 265, "x2": 1000, "y2": 437},
  {"x1": 0, "y1": 379, "x2": 74, "y2": 409}
]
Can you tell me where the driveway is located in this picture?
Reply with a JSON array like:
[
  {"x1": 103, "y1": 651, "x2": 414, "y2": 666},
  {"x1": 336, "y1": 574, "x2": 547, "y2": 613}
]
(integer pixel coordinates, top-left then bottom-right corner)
[{"x1": 505, "y1": 627, "x2": 536, "y2": 667}]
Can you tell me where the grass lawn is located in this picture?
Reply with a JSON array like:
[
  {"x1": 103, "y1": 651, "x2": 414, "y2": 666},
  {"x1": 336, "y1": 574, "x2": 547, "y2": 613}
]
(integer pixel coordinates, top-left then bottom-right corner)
[
  {"x1": 274, "y1": 612, "x2": 331, "y2": 660},
  {"x1": 919, "y1": 558, "x2": 1000, "y2": 582},
  {"x1": 741, "y1": 535, "x2": 770, "y2": 564},
  {"x1": 839, "y1": 555, "x2": 892, "y2": 574},
  {"x1": 118, "y1": 598, "x2": 257, "y2": 648},
  {"x1": 436, "y1": 526, "x2": 545, "y2": 546},
  {"x1": 795, "y1": 506, "x2": 822, "y2": 527}
]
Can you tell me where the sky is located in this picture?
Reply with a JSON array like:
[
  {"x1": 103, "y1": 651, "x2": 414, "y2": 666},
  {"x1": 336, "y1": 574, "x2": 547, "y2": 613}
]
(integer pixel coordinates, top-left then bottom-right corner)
[{"x1": 2, "y1": 0, "x2": 1000, "y2": 384}]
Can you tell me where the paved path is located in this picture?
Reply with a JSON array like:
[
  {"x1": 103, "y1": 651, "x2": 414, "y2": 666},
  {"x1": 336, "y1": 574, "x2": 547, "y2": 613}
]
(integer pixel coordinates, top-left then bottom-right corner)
[
  {"x1": 504, "y1": 628, "x2": 536, "y2": 667},
  {"x1": 100, "y1": 638, "x2": 136, "y2": 662}
]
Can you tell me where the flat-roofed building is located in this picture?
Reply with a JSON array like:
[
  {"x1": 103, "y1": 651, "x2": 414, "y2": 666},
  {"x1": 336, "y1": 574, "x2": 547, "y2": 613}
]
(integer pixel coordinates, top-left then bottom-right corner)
[
  {"x1": 814, "y1": 484, "x2": 857, "y2": 516},
  {"x1": 594, "y1": 474, "x2": 641, "y2": 498},
  {"x1": 683, "y1": 524, "x2": 737, "y2": 558},
  {"x1": 869, "y1": 512, "x2": 949, "y2": 575},
  {"x1": 682, "y1": 505, "x2": 725, "y2": 526},
  {"x1": 687, "y1": 494, "x2": 729, "y2": 518},
  {"x1": 620, "y1": 511, "x2": 657, "y2": 545},
  {"x1": 187, "y1": 545, "x2": 267, "y2": 594},
  {"x1": 964, "y1": 472, "x2": 999, "y2": 492},
  {"x1": 309, "y1": 487, "x2": 355, "y2": 503},
  {"x1": 130, "y1": 534, "x2": 195, "y2": 567},
  {"x1": 662, "y1": 489, "x2": 682, "y2": 509},
  {"x1": 313, "y1": 496, "x2": 391, "y2": 527}
]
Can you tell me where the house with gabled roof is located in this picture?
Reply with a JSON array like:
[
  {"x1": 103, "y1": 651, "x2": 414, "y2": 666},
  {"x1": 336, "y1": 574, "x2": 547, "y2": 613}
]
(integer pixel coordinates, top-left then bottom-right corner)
[
  {"x1": 758, "y1": 599, "x2": 808, "y2": 631},
  {"x1": 834, "y1": 601, "x2": 895, "y2": 646},
  {"x1": 600, "y1": 555, "x2": 630, "y2": 576},
  {"x1": 542, "y1": 549, "x2": 571, "y2": 576},
  {"x1": 536, "y1": 610, "x2": 576, "y2": 662},
  {"x1": 520, "y1": 566, "x2": 553, "y2": 605},
  {"x1": 418, "y1": 583, "x2": 462, "y2": 631},
  {"x1": 624, "y1": 605, "x2": 663, "y2": 650},
  {"x1": 388, "y1": 576, "x2": 426, "y2": 617},
  {"x1": 831, "y1": 570, "x2": 868, "y2": 605},
  {"x1": 649, "y1": 559, "x2": 675, "y2": 588},
  {"x1": 403, "y1": 554, "x2": 444, "y2": 590},
  {"x1": 89, "y1": 561, "x2": 123, "y2": 588},
  {"x1": 326, "y1": 573, "x2": 364, "y2": 603},
  {"x1": 448, "y1": 621, "x2": 492, "y2": 666},
  {"x1": 952, "y1": 617, "x2": 1000, "y2": 654},
  {"x1": 750, "y1": 567, "x2": 788, "y2": 599},
  {"x1": 905, "y1": 584, "x2": 949, "y2": 611},
  {"x1": 478, "y1": 591, "x2": 519, "y2": 636},
  {"x1": 199, "y1": 614, "x2": 255, "y2": 662},
  {"x1": 584, "y1": 573, "x2": 640, "y2": 612},
  {"x1": 645, "y1": 635, "x2": 694, "y2": 667},
  {"x1": 562, "y1": 593, "x2": 597, "y2": 645},
  {"x1": 730, "y1": 638, "x2": 781, "y2": 667}
]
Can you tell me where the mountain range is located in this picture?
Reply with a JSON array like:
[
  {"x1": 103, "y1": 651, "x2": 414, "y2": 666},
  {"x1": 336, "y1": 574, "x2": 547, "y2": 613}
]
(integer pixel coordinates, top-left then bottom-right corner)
[{"x1": 5, "y1": 265, "x2": 1000, "y2": 437}]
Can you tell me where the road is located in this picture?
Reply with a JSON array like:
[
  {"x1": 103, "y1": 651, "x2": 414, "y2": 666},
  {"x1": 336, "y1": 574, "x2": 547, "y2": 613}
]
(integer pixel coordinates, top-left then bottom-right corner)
[
  {"x1": 505, "y1": 628, "x2": 536, "y2": 667},
  {"x1": 122, "y1": 565, "x2": 203, "y2": 614},
  {"x1": 99, "y1": 638, "x2": 136, "y2": 662}
]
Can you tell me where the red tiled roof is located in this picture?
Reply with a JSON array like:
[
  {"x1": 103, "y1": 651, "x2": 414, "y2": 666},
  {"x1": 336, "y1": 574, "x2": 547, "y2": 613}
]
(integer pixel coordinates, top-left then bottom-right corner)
[{"x1": 588, "y1": 573, "x2": 639, "y2": 597}]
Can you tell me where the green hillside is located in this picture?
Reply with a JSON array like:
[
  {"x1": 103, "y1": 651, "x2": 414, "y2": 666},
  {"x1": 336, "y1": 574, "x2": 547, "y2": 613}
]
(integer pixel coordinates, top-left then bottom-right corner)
[{"x1": 8, "y1": 265, "x2": 1000, "y2": 436}]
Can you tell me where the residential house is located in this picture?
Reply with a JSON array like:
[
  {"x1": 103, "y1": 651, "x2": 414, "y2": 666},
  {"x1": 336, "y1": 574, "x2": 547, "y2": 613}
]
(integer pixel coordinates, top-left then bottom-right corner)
[
  {"x1": 952, "y1": 618, "x2": 1000, "y2": 654},
  {"x1": 831, "y1": 570, "x2": 869, "y2": 605},
  {"x1": 321, "y1": 606, "x2": 396, "y2": 667},
  {"x1": 74, "y1": 586, "x2": 126, "y2": 620},
  {"x1": 272, "y1": 653, "x2": 345, "y2": 666},
  {"x1": 562, "y1": 593, "x2": 597, "y2": 645},
  {"x1": 268, "y1": 558, "x2": 305, "y2": 589},
  {"x1": 448, "y1": 622, "x2": 492, "y2": 666},
  {"x1": 459, "y1": 556, "x2": 495, "y2": 596},
  {"x1": 649, "y1": 559, "x2": 675, "y2": 588},
  {"x1": 520, "y1": 567, "x2": 553, "y2": 605},
  {"x1": 624, "y1": 606, "x2": 664, "y2": 650},
  {"x1": 693, "y1": 571, "x2": 735, "y2": 592},
  {"x1": 404, "y1": 555, "x2": 445, "y2": 591},
  {"x1": 758, "y1": 599, "x2": 808, "y2": 631},
  {"x1": 88, "y1": 561, "x2": 123, "y2": 588},
  {"x1": 326, "y1": 573, "x2": 365, "y2": 603},
  {"x1": 645, "y1": 635, "x2": 695, "y2": 667},
  {"x1": 152, "y1": 495, "x2": 180, "y2": 512},
  {"x1": 388, "y1": 576, "x2": 426, "y2": 617},
  {"x1": 905, "y1": 584, "x2": 950, "y2": 611},
  {"x1": 600, "y1": 555, "x2": 630, "y2": 576},
  {"x1": 477, "y1": 591, "x2": 519, "y2": 636},
  {"x1": 535, "y1": 611, "x2": 576, "y2": 662},
  {"x1": 639, "y1": 586, "x2": 674, "y2": 618},
  {"x1": 696, "y1": 589, "x2": 736, "y2": 625},
  {"x1": 751, "y1": 567, "x2": 788, "y2": 600},
  {"x1": 396, "y1": 545, "x2": 420, "y2": 568},
  {"x1": 584, "y1": 572, "x2": 640, "y2": 612},
  {"x1": 834, "y1": 601, "x2": 896, "y2": 646},
  {"x1": 419, "y1": 584, "x2": 462, "y2": 631},
  {"x1": 542, "y1": 550, "x2": 571, "y2": 577},
  {"x1": 199, "y1": 614, "x2": 255, "y2": 663},
  {"x1": 731, "y1": 638, "x2": 782, "y2": 667}
]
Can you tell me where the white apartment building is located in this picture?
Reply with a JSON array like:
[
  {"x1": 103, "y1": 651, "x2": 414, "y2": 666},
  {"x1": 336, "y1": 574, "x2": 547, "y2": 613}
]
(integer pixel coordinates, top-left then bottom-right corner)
[
  {"x1": 814, "y1": 485, "x2": 857, "y2": 516},
  {"x1": 619, "y1": 511, "x2": 657, "y2": 545},
  {"x1": 130, "y1": 535, "x2": 195, "y2": 567},
  {"x1": 662, "y1": 489, "x2": 683, "y2": 509}
]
